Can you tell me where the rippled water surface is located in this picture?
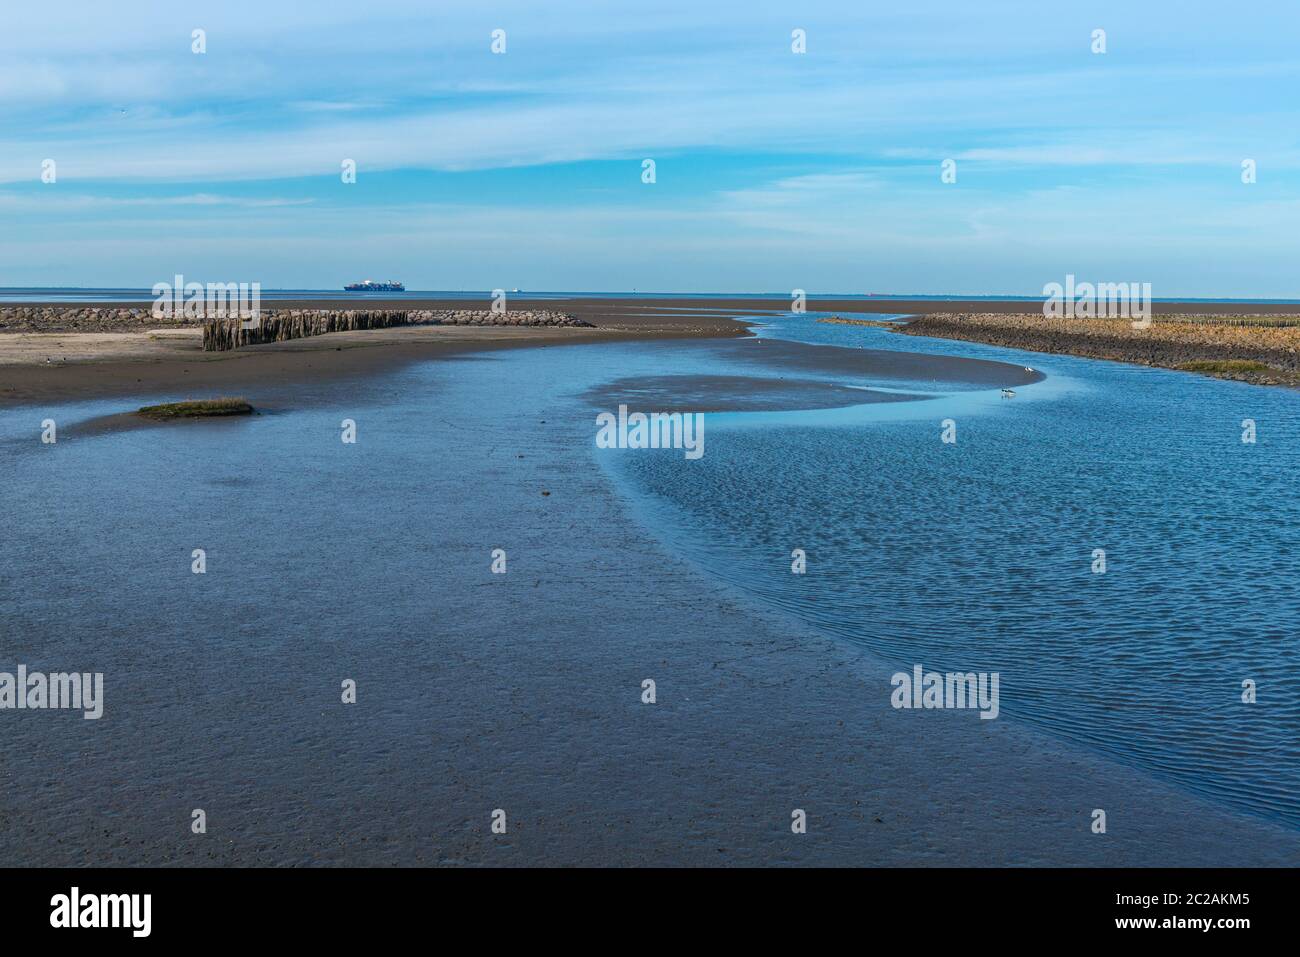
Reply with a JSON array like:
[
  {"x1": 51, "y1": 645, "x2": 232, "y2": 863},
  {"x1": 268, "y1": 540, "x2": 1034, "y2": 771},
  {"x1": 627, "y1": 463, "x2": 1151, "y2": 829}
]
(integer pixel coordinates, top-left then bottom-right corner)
[{"x1": 601, "y1": 314, "x2": 1300, "y2": 828}]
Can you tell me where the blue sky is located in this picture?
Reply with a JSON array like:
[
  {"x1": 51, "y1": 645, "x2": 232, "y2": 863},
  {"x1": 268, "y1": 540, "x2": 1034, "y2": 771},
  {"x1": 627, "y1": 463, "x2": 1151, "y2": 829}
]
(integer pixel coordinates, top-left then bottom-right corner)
[{"x1": 2, "y1": 0, "x2": 1298, "y2": 295}]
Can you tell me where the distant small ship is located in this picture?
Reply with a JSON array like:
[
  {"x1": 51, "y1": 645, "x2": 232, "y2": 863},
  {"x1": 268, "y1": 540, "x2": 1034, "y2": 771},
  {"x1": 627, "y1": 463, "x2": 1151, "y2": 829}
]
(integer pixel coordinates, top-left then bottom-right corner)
[{"x1": 344, "y1": 279, "x2": 405, "y2": 292}]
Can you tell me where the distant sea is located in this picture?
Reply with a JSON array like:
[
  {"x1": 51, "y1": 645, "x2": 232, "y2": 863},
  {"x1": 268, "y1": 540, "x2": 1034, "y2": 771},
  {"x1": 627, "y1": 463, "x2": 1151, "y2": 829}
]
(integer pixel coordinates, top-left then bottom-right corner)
[{"x1": 3, "y1": 288, "x2": 1300, "y2": 305}]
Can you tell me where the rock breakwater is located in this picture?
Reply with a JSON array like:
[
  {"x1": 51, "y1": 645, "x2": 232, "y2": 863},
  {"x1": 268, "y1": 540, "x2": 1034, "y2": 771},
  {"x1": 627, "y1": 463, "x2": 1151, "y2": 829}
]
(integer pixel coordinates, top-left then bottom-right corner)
[{"x1": 899, "y1": 313, "x2": 1300, "y2": 386}]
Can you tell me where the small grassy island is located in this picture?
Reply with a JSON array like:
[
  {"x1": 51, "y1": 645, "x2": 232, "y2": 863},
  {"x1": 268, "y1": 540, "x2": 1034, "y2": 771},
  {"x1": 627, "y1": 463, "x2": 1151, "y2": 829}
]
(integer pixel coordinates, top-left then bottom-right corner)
[{"x1": 136, "y1": 397, "x2": 254, "y2": 419}]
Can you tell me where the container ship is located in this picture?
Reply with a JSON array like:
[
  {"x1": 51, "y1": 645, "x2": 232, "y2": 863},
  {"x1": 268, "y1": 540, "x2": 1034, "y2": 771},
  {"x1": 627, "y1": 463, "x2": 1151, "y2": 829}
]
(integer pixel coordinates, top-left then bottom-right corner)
[{"x1": 343, "y1": 279, "x2": 405, "y2": 292}]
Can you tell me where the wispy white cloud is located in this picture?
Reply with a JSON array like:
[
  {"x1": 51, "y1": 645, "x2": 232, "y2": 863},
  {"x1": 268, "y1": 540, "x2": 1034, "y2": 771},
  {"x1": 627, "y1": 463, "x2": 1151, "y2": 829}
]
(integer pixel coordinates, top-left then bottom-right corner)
[
  {"x1": 0, "y1": 192, "x2": 314, "y2": 211},
  {"x1": 0, "y1": 2, "x2": 1295, "y2": 182}
]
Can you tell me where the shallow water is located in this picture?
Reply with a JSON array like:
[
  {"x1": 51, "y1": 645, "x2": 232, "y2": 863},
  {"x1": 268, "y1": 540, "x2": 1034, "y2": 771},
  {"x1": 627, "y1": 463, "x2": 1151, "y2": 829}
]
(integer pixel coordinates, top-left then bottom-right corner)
[
  {"x1": 599, "y1": 314, "x2": 1300, "y2": 828},
  {"x1": 2, "y1": 315, "x2": 1297, "y2": 856}
]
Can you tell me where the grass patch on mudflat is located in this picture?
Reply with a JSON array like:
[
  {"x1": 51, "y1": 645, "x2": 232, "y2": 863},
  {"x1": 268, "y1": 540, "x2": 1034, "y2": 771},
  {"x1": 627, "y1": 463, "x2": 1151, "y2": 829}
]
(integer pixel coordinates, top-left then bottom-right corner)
[
  {"x1": 1173, "y1": 359, "x2": 1300, "y2": 386},
  {"x1": 1175, "y1": 360, "x2": 1272, "y2": 374},
  {"x1": 136, "y1": 397, "x2": 254, "y2": 419},
  {"x1": 817, "y1": 316, "x2": 897, "y2": 328}
]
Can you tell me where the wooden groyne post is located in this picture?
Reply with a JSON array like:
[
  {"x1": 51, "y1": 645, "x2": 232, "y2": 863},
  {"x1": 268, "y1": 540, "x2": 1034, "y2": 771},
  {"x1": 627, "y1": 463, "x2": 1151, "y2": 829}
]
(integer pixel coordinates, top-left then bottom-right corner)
[{"x1": 202, "y1": 310, "x2": 413, "y2": 352}]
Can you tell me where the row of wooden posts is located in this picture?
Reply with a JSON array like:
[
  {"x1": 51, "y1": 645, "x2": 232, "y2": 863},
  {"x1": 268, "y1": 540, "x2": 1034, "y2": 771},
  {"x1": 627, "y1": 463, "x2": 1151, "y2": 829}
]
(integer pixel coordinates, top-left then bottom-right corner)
[{"x1": 202, "y1": 310, "x2": 414, "y2": 352}]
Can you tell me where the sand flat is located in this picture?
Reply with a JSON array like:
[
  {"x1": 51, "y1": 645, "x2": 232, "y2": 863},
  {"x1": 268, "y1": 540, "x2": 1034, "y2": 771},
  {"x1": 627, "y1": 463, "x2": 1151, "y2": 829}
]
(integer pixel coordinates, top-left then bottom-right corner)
[{"x1": 0, "y1": 324, "x2": 631, "y2": 406}]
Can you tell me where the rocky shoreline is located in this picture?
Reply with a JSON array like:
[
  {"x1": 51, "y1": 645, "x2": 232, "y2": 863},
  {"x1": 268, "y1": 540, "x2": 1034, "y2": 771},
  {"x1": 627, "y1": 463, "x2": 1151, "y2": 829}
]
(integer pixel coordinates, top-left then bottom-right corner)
[
  {"x1": 900, "y1": 313, "x2": 1300, "y2": 387},
  {"x1": 0, "y1": 305, "x2": 591, "y2": 336}
]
